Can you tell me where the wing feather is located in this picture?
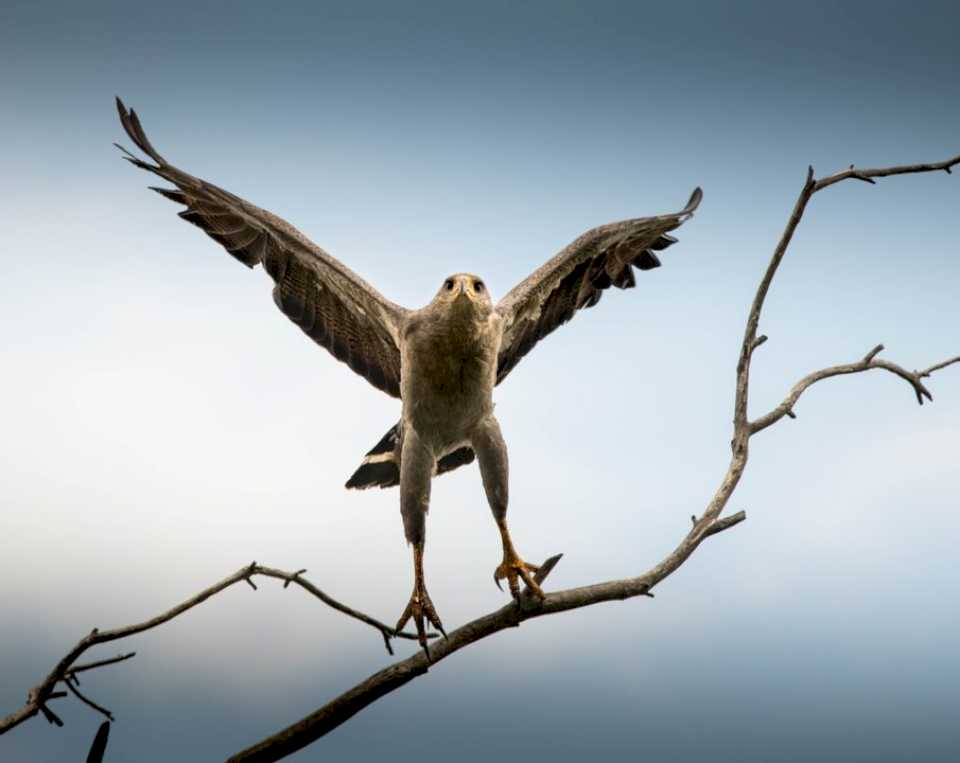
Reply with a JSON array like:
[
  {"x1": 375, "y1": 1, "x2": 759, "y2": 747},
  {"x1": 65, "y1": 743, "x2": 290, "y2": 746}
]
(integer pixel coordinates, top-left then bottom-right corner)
[
  {"x1": 494, "y1": 188, "x2": 701, "y2": 384},
  {"x1": 118, "y1": 98, "x2": 406, "y2": 398}
]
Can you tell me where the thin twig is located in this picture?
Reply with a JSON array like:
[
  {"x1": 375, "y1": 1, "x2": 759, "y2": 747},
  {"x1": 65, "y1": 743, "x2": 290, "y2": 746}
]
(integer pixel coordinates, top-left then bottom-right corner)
[
  {"x1": 62, "y1": 680, "x2": 114, "y2": 722},
  {"x1": 67, "y1": 653, "x2": 137, "y2": 678},
  {"x1": 813, "y1": 154, "x2": 960, "y2": 192},
  {"x1": 920, "y1": 356, "x2": 960, "y2": 378}
]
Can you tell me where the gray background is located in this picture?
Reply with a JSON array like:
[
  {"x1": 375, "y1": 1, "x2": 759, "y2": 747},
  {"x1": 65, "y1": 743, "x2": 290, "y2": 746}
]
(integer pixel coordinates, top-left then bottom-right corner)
[{"x1": 2, "y1": 1, "x2": 958, "y2": 761}]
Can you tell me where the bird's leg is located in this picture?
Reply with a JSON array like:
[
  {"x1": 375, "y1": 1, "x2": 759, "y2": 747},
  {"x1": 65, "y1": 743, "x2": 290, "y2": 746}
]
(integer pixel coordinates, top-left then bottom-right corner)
[
  {"x1": 472, "y1": 416, "x2": 545, "y2": 602},
  {"x1": 493, "y1": 516, "x2": 543, "y2": 601},
  {"x1": 395, "y1": 542, "x2": 446, "y2": 652},
  {"x1": 396, "y1": 430, "x2": 445, "y2": 653}
]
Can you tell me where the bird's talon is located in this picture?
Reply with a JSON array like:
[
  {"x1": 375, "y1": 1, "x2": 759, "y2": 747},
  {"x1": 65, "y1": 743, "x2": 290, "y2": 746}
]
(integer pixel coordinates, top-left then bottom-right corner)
[
  {"x1": 494, "y1": 552, "x2": 545, "y2": 600},
  {"x1": 396, "y1": 582, "x2": 444, "y2": 650}
]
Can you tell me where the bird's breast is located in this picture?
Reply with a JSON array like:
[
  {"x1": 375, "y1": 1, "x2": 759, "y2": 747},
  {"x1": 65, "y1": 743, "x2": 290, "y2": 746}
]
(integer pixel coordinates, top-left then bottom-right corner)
[{"x1": 399, "y1": 311, "x2": 500, "y2": 449}]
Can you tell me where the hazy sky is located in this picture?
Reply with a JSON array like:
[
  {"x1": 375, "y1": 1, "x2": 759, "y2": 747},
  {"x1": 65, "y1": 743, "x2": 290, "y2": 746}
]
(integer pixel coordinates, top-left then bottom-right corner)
[{"x1": 2, "y1": 1, "x2": 958, "y2": 761}]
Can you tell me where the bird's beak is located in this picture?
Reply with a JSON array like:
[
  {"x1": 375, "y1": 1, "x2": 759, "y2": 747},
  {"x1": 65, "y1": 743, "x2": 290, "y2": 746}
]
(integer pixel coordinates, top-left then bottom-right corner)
[{"x1": 456, "y1": 281, "x2": 468, "y2": 299}]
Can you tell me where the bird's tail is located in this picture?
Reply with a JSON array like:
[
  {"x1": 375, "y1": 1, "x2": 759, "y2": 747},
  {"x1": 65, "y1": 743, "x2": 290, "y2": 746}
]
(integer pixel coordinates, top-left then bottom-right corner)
[{"x1": 345, "y1": 422, "x2": 476, "y2": 490}]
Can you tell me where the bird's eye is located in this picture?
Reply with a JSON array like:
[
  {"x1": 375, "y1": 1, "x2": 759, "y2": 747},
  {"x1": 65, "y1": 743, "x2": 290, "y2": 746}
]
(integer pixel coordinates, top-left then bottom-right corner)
[
  {"x1": 444, "y1": 279, "x2": 454, "y2": 291},
  {"x1": 474, "y1": 281, "x2": 484, "y2": 292}
]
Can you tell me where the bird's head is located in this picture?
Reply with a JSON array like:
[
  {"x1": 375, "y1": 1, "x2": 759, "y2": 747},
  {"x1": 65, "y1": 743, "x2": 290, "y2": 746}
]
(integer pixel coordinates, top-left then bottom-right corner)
[{"x1": 434, "y1": 273, "x2": 492, "y2": 315}]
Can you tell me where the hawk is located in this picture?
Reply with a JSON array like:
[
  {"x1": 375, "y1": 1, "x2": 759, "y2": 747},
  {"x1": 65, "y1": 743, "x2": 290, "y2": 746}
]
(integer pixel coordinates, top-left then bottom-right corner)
[{"x1": 115, "y1": 98, "x2": 701, "y2": 649}]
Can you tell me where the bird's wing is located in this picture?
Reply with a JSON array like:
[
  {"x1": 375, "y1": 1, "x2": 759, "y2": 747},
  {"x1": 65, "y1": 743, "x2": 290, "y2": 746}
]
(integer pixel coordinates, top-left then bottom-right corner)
[
  {"x1": 115, "y1": 98, "x2": 407, "y2": 398},
  {"x1": 494, "y1": 188, "x2": 702, "y2": 385}
]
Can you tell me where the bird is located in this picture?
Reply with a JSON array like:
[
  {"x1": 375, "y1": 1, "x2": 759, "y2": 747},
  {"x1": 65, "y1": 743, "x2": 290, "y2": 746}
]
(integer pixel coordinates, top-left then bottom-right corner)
[{"x1": 115, "y1": 97, "x2": 701, "y2": 650}]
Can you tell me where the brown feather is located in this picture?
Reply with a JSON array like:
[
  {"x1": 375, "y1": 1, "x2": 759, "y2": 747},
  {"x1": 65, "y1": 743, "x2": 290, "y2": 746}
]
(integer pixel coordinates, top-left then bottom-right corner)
[
  {"x1": 494, "y1": 187, "x2": 701, "y2": 384},
  {"x1": 116, "y1": 98, "x2": 406, "y2": 398}
]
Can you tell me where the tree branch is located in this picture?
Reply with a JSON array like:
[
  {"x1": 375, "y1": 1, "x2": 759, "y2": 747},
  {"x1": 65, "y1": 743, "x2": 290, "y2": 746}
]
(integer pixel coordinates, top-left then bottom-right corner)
[
  {"x1": 813, "y1": 154, "x2": 960, "y2": 192},
  {"x1": 749, "y1": 344, "x2": 958, "y2": 434},
  {"x1": 66, "y1": 652, "x2": 137, "y2": 679},
  {"x1": 0, "y1": 565, "x2": 425, "y2": 735},
  {"x1": 226, "y1": 151, "x2": 957, "y2": 762},
  {"x1": 63, "y1": 678, "x2": 114, "y2": 723},
  {"x1": 734, "y1": 153, "x2": 959, "y2": 438},
  {"x1": 919, "y1": 356, "x2": 960, "y2": 378}
]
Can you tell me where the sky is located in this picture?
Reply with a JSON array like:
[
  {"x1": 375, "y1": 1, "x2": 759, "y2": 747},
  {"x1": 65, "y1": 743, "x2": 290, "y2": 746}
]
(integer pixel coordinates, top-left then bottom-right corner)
[{"x1": 1, "y1": 1, "x2": 958, "y2": 761}]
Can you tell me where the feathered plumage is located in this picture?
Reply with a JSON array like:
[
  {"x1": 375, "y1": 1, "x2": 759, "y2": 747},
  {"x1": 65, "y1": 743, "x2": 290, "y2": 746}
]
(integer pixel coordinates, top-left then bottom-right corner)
[
  {"x1": 494, "y1": 189, "x2": 700, "y2": 383},
  {"x1": 116, "y1": 98, "x2": 406, "y2": 398},
  {"x1": 116, "y1": 98, "x2": 701, "y2": 649}
]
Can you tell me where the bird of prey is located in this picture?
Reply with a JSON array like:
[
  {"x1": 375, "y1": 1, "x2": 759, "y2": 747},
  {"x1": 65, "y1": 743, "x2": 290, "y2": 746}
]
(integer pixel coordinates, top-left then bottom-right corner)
[{"x1": 115, "y1": 98, "x2": 701, "y2": 649}]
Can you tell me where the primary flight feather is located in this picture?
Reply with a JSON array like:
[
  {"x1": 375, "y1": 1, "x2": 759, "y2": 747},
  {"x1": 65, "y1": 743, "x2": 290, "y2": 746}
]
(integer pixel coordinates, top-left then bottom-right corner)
[{"x1": 116, "y1": 97, "x2": 701, "y2": 650}]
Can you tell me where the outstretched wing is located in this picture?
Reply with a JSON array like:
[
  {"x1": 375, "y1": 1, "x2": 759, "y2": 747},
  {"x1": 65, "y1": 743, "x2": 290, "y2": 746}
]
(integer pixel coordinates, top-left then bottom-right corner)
[
  {"x1": 494, "y1": 188, "x2": 702, "y2": 384},
  {"x1": 116, "y1": 98, "x2": 407, "y2": 398}
]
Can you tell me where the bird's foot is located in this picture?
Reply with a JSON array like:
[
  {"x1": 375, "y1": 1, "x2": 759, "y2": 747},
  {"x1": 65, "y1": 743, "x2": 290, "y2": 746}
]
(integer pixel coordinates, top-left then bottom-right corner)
[
  {"x1": 494, "y1": 550, "x2": 544, "y2": 601},
  {"x1": 395, "y1": 580, "x2": 446, "y2": 654}
]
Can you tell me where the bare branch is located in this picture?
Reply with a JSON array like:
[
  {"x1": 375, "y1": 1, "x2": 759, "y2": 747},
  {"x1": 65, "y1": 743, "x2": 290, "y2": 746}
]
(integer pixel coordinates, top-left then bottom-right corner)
[
  {"x1": 250, "y1": 566, "x2": 434, "y2": 652},
  {"x1": 749, "y1": 345, "x2": 956, "y2": 435},
  {"x1": 920, "y1": 356, "x2": 960, "y2": 378},
  {"x1": 228, "y1": 502, "x2": 755, "y2": 762},
  {"x1": 0, "y1": 565, "x2": 422, "y2": 735},
  {"x1": 67, "y1": 653, "x2": 137, "y2": 678},
  {"x1": 814, "y1": 154, "x2": 960, "y2": 192},
  {"x1": 734, "y1": 153, "x2": 959, "y2": 439},
  {"x1": 63, "y1": 679, "x2": 114, "y2": 722},
  {"x1": 734, "y1": 165, "x2": 815, "y2": 433},
  {"x1": 37, "y1": 703, "x2": 63, "y2": 728}
]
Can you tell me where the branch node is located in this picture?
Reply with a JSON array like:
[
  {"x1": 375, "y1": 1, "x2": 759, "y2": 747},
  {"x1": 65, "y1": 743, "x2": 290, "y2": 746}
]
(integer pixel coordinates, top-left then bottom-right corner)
[
  {"x1": 702, "y1": 510, "x2": 748, "y2": 538},
  {"x1": 39, "y1": 704, "x2": 63, "y2": 727},
  {"x1": 785, "y1": 409, "x2": 797, "y2": 420},
  {"x1": 283, "y1": 569, "x2": 308, "y2": 589},
  {"x1": 863, "y1": 344, "x2": 884, "y2": 363},
  {"x1": 381, "y1": 631, "x2": 394, "y2": 656}
]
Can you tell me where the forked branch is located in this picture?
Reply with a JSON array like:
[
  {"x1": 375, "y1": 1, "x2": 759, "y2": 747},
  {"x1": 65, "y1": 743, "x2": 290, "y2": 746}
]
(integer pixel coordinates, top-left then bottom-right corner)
[
  {"x1": 0, "y1": 564, "x2": 425, "y2": 735},
  {"x1": 749, "y1": 345, "x2": 959, "y2": 434},
  {"x1": 733, "y1": 153, "x2": 960, "y2": 434},
  {"x1": 3, "y1": 152, "x2": 956, "y2": 763}
]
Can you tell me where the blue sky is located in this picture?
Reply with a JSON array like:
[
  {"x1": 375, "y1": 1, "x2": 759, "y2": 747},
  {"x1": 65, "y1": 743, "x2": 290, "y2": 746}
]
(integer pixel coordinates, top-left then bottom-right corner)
[{"x1": 2, "y1": 1, "x2": 958, "y2": 761}]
